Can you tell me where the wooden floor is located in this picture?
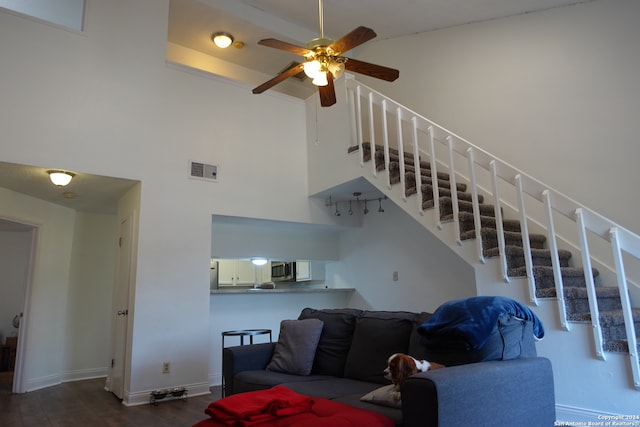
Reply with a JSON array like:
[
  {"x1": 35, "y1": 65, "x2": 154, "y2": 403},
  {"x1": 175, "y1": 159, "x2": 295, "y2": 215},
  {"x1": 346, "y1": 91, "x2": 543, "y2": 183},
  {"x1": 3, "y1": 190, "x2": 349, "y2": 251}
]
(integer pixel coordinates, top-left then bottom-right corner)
[{"x1": 0, "y1": 374, "x2": 221, "y2": 427}]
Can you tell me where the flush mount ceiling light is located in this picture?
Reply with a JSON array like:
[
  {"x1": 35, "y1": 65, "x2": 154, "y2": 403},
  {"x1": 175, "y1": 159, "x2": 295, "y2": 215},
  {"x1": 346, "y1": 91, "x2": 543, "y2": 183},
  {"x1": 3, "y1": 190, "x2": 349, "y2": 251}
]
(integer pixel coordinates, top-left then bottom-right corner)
[
  {"x1": 47, "y1": 170, "x2": 75, "y2": 187},
  {"x1": 212, "y1": 32, "x2": 234, "y2": 49},
  {"x1": 251, "y1": 258, "x2": 268, "y2": 266}
]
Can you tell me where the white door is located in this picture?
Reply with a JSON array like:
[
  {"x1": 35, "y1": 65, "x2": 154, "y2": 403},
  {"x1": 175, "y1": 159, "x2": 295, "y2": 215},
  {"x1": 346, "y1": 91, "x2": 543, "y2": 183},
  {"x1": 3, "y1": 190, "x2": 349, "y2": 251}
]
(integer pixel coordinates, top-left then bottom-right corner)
[{"x1": 108, "y1": 214, "x2": 133, "y2": 399}]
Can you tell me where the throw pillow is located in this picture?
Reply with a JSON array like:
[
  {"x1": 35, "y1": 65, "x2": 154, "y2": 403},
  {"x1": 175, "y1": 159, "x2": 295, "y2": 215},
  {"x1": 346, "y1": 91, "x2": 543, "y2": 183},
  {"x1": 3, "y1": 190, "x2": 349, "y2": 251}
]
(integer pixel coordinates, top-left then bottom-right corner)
[
  {"x1": 344, "y1": 311, "x2": 416, "y2": 384},
  {"x1": 266, "y1": 318, "x2": 324, "y2": 376},
  {"x1": 298, "y1": 308, "x2": 362, "y2": 376},
  {"x1": 360, "y1": 384, "x2": 402, "y2": 409}
]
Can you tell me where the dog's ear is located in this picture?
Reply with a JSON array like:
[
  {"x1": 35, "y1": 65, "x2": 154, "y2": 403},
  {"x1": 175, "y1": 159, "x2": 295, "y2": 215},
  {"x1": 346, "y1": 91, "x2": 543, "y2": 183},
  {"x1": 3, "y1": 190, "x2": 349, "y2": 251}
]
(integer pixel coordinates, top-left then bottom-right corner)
[{"x1": 399, "y1": 356, "x2": 417, "y2": 379}]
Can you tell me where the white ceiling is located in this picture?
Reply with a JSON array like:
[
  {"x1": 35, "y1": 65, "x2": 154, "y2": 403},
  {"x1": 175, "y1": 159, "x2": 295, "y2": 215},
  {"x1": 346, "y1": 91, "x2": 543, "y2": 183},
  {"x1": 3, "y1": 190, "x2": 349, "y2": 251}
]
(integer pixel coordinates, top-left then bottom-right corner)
[
  {"x1": 0, "y1": 161, "x2": 137, "y2": 221},
  {"x1": 1, "y1": 0, "x2": 592, "y2": 225}
]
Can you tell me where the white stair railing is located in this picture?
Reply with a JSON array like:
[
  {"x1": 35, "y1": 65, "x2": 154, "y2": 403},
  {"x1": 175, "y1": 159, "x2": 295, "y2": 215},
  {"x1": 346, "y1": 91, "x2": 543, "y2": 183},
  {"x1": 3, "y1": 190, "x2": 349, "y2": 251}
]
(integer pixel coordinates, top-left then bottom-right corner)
[{"x1": 344, "y1": 76, "x2": 640, "y2": 390}]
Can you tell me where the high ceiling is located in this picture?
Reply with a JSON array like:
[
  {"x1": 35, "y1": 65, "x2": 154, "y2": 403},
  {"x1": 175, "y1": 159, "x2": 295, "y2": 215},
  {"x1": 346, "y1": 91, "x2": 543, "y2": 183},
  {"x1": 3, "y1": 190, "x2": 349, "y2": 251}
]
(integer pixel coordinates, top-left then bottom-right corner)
[
  {"x1": 1, "y1": 0, "x2": 591, "y2": 225},
  {"x1": 167, "y1": 0, "x2": 591, "y2": 95}
]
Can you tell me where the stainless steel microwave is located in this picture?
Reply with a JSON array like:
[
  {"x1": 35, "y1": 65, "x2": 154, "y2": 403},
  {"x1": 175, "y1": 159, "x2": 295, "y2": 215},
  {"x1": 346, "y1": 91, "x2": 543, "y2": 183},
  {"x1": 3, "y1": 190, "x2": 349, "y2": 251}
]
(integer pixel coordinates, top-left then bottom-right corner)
[{"x1": 271, "y1": 261, "x2": 295, "y2": 282}]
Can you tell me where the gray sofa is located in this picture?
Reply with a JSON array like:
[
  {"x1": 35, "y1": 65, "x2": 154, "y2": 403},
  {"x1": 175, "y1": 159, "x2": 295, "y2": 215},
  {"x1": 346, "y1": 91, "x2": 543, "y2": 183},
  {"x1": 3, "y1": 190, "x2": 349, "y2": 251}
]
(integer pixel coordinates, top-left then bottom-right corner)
[{"x1": 222, "y1": 306, "x2": 556, "y2": 427}]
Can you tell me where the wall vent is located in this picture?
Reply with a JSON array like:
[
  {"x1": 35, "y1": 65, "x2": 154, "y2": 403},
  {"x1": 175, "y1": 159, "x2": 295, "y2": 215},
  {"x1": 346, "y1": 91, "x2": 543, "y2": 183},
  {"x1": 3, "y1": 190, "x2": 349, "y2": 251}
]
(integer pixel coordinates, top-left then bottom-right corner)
[{"x1": 189, "y1": 161, "x2": 218, "y2": 182}]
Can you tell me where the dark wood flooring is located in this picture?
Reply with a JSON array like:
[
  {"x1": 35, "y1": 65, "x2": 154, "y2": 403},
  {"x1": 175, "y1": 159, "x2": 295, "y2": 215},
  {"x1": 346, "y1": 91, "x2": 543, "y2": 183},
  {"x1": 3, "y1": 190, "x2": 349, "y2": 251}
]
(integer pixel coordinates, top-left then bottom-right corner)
[{"x1": 0, "y1": 374, "x2": 221, "y2": 427}]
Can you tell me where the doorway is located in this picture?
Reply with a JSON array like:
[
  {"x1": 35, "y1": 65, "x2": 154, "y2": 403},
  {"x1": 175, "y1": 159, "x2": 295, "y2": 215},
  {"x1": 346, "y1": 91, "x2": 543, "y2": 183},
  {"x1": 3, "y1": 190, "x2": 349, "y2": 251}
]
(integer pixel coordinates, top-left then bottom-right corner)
[{"x1": 0, "y1": 218, "x2": 37, "y2": 394}]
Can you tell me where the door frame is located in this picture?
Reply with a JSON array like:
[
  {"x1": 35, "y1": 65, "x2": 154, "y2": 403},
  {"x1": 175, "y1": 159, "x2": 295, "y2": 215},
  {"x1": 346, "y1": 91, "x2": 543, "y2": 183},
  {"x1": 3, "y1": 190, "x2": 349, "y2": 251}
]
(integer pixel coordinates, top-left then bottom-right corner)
[{"x1": 0, "y1": 216, "x2": 39, "y2": 394}]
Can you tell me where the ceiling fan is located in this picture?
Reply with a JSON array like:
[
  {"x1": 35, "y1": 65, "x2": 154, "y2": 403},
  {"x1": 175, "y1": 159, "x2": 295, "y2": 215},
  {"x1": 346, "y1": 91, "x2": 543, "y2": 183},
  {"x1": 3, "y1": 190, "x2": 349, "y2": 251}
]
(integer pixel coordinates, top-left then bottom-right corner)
[{"x1": 252, "y1": 0, "x2": 399, "y2": 107}]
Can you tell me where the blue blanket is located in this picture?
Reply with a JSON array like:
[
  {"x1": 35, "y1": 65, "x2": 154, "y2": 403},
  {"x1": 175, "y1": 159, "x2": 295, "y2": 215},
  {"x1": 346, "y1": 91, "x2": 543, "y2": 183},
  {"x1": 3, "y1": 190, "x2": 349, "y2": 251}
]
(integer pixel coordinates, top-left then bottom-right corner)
[{"x1": 417, "y1": 296, "x2": 544, "y2": 351}]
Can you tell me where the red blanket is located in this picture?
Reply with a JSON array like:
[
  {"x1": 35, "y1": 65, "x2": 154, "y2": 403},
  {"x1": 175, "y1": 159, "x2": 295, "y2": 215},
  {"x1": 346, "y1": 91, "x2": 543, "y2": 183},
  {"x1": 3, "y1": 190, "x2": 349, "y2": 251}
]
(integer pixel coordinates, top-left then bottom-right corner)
[{"x1": 205, "y1": 386, "x2": 315, "y2": 427}]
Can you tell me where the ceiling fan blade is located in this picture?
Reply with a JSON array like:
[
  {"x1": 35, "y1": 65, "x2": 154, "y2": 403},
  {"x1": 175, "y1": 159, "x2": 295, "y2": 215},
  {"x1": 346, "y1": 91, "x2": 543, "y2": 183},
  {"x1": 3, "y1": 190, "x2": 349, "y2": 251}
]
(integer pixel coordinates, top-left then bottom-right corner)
[
  {"x1": 329, "y1": 26, "x2": 377, "y2": 54},
  {"x1": 252, "y1": 63, "x2": 304, "y2": 94},
  {"x1": 258, "y1": 38, "x2": 313, "y2": 56},
  {"x1": 318, "y1": 72, "x2": 336, "y2": 107},
  {"x1": 344, "y1": 58, "x2": 399, "y2": 82}
]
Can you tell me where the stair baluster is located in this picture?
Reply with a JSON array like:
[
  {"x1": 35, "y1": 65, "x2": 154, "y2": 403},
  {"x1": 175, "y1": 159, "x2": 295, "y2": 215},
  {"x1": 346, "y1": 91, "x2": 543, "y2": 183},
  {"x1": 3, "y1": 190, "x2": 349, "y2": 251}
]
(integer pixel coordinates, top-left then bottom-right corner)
[
  {"x1": 542, "y1": 190, "x2": 570, "y2": 331},
  {"x1": 575, "y1": 208, "x2": 606, "y2": 360},
  {"x1": 490, "y1": 160, "x2": 509, "y2": 283},
  {"x1": 609, "y1": 227, "x2": 640, "y2": 389},
  {"x1": 447, "y1": 137, "x2": 462, "y2": 245}
]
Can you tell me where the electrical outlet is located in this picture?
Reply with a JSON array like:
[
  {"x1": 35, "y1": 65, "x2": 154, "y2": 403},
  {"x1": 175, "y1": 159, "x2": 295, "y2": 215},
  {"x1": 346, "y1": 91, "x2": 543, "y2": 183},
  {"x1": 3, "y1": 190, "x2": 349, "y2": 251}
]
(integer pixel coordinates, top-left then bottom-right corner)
[
  {"x1": 392, "y1": 271, "x2": 399, "y2": 281},
  {"x1": 162, "y1": 362, "x2": 170, "y2": 374}
]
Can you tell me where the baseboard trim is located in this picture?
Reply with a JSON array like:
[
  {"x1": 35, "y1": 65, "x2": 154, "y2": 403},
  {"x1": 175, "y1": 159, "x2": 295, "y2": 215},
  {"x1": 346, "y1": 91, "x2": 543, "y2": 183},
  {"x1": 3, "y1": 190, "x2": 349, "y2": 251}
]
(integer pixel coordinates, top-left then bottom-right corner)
[
  {"x1": 123, "y1": 381, "x2": 211, "y2": 406},
  {"x1": 25, "y1": 374, "x2": 62, "y2": 392},
  {"x1": 62, "y1": 367, "x2": 108, "y2": 383}
]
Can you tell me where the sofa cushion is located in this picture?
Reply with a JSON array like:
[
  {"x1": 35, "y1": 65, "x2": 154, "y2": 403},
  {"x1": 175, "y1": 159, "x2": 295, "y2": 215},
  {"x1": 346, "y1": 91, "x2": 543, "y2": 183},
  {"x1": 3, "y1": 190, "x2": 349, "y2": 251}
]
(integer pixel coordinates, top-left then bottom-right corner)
[
  {"x1": 407, "y1": 311, "x2": 433, "y2": 360},
  {"x1": 233, "y1": 370, "x2": 334, "y2": 395},
  {"x1": 298, "y1": 308, "x2": 363, "y2": 376},
  {"x1": 267, "y1": 318, "x2": 324, "y2": 375},
  {"x1": 282, "y1": 377, "x2": 381, "y2": 400},
  {"x1": 343, "y1": 311, "x2": 417, "y2": 384}
]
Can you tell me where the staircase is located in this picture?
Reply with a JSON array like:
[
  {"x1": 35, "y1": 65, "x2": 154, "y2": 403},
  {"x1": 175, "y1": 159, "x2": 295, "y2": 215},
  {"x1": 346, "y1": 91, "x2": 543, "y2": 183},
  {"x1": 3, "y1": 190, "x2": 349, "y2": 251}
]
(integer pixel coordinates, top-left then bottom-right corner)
[
  {"x1": 352, "y1": 140, "x2": 640, "y2": 355},
  {"x1": 307, "y1": 75, "x2": 640, "y2": 406}
]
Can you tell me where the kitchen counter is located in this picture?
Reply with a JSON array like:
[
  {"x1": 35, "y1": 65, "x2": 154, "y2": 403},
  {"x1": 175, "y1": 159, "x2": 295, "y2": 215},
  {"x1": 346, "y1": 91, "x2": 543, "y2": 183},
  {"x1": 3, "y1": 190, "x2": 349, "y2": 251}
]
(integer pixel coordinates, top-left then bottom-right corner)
[{"x1": 211, "y1": 287, "x2": 355, "y2": 295}]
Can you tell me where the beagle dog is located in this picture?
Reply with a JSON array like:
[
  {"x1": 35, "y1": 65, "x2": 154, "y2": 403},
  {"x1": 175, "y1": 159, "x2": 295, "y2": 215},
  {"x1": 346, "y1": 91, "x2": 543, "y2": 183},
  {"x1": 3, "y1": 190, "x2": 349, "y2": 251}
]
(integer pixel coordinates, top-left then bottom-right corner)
[{"x1": 384, "y1": 353, "x2": 445, "y2": 390}]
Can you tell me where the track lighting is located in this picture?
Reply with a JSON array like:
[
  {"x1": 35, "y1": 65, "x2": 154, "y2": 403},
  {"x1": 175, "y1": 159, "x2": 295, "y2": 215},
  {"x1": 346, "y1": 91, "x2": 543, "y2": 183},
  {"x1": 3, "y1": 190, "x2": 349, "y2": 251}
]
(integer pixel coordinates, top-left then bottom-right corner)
[{"x1": 325, "y1": 192, "x2": 387, "y2": 217}]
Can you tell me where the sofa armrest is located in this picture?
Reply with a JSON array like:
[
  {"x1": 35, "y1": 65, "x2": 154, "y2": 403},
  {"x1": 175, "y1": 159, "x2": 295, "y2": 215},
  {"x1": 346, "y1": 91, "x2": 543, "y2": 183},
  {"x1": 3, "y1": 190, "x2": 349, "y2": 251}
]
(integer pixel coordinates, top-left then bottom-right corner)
[
  {"x1": 401, "y1": 357, "x2": 555, "y2": 427},
  {"x1": 223, "y1": 342, "x2": 275, "y2": 395}
]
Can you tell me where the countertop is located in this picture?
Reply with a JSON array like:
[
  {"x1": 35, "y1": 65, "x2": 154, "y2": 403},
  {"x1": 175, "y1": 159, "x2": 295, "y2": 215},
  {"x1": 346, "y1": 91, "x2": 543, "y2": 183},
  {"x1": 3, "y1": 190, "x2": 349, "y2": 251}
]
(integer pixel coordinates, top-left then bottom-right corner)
[{"x1": 211, "y1": 287, "x2": 355, "y2": 295}]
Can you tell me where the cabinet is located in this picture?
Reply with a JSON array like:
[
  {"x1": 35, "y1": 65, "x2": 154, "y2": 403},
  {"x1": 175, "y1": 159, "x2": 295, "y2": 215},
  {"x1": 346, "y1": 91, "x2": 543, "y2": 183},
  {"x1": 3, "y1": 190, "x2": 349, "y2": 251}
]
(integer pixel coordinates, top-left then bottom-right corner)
[
  {"x1": 296, "y1": 260, "x2": 325, "y2": 282},
  {"x1": 218, "y1": 260, "x2": 255, "y2": 286},
  {"x1": 255, "y1": 262, "x2": 271, "y2": 283}
]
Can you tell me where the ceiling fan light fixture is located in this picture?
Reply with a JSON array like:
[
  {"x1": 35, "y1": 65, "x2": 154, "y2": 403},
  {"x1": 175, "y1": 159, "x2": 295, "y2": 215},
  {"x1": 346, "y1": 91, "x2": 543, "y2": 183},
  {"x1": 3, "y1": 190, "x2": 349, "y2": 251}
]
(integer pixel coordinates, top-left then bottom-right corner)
[
  {"x1": 47, "y1": 170, "x2": 75, "y2": 187},
  {"x1": 312, "y1": 72, "x2": 328, "y2": 87},
  {"x1": 328, "y1": 60, "x2": 345, "y2": 80},
  {"x1": 303, "y1": 59, "x2": 322, "y2": 78},
  {"x1": 212, "y1": 32, "x2": 234, "y2": 49}
]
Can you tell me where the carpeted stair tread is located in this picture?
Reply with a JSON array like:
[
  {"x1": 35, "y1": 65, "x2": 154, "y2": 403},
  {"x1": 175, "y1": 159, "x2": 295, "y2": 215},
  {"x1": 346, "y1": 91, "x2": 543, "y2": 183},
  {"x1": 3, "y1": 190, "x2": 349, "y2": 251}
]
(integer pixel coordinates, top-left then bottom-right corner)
[
  {"x1": 388, "y1": 164, "x2": 457, "y2": 187},
  {"x1": 403, "y1": 171, "x2": 467, "y2": 192},
  {"x1": 405, "y1": 184, "x2": 484, "y2": 205},
  {"x1": 461, "y1": 228, "x2": 547, "y2": 250},
  {"x1": 599, "y1": 308, "x2": 640, "y2": 329},
  {"x1": 604, "y1": 339, "x2": 640, "y2": 354},
  {"x1": 349, "y1": 142, "x2": 417, "y2": 160},
  {"x1": 452, "y1": 211, "x2": 521, "y2": 234},
  {"x1": 353, "y1": 142, "x2": 640, "y2": 357},
  {"x1": 600, "y1": 310, "x2": 640, "y2": 353},
  {"x1": 350, "y1": 143, "x2": 429, "y2": 170},
  {"x1": 484, "y1": 245, "x2": 572, "y2": 272},
  {"x1": 402, "y1": 163, "x2": 452, "y2": 181},
  {"x1": 437, "y1": 197, "x2": 497, "y2": 219},
  {"x1": 510, "y1": 265, "x2": 600, "y2": 290}
]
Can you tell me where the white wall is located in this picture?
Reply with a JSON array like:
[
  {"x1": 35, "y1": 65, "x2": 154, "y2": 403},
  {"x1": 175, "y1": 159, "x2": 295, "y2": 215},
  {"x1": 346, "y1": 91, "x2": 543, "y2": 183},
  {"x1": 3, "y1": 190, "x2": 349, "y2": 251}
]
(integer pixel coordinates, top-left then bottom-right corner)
[
  {"x1": 0, "y1": 0, "x2": 328, "y2": 403},
  {"x1": 0, "y1": 230, "x2": 31, "y2": 344},
  {"x1": 354, "y1": 0, "x2": 640, "y2": 235},
  {"x1": 0, "y1": 188, "x2": 75, "y2": 390},
  {"x1": 329, "y1": 201, "x2": 476, "y2": 312}
]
